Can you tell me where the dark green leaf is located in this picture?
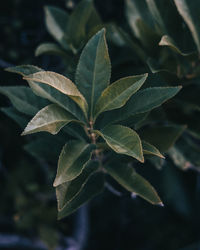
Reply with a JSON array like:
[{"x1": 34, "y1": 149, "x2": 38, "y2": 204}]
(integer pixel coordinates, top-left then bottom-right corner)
[
  {"x1": 0, "y1": 86, "x2": 49, "y2": 116},
  {"x1": 53, "y1": 140, "x2": 95, "y2": 186},
  {"x1": 142, "y1": 140, "x2": 164, "y2": 159},
  {"x1": 75, "y1": 28, "x2": 111, "y2": 118},
  {"x1": 105, "y1": 163, "x2": 162, "y2": 205},
  {"x1": 140, "y1": 125, "x2": 186, "y2": 152},
  {"x1": 57, "y1": 171, "x2": 104, "y2": 219},
  {"x1": 99, "y1": 86, "x2": 181, "y2": 126},
  {"x1": 44, "y1": 6, "x2": 69, "y2": 49},
  {"x1": 1, "y1": 107, "x2": 29, "y2": 128},
  {"x1": 56, "y1": 161, "x2": 99, "y2": 210},
  {"x1": 6, "y1": 65, "x2": 42, "y2": 76},
  {"x1": 174, "y1": 0, "x2": 200, "y2": 52},
  {"x1": 67, "y1": 0, "x2": 101, "y2": 51},
  {"x1": 35, "y1": 43, "x2": 69, "y2": 57}
]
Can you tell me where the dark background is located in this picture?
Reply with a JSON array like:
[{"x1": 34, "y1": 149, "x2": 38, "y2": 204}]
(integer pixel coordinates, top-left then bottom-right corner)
[{"x1": 0, "y1": 0, "x2": 200, "y2": 249}]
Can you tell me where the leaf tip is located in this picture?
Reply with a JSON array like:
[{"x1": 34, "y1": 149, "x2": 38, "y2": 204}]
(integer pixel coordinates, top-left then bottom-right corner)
[
  {"x1": 139, "y1": 156, "x2": 145, "y2": 163},
  {"x1": 157, "y1": 202, "x2": 164, "y2": 207},
  {"x1": 21, "y1": 131, "x2": 27, "y2": 136}
]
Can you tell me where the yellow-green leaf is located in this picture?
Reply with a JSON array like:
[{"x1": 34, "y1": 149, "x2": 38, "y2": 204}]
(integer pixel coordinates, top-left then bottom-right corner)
[
  {"x1": 23, "y1": 71, "x2": 88, "y2": 118},
  {"x1": 142, "y1": 140, "x2": 165, "y2": 159},
  {"x1": 94, "y1": 74, "x2": 147, "y2": 120},
  {"x1": 96, "y1": 125, "x2": 144, "y2": 163},
  {"x1": 22, "y1": 104, "x2": 77, "y2": 135}
]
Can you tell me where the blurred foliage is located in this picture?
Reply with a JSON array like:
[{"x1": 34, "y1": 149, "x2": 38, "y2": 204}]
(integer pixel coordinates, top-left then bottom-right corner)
[{"x1": 1, "y1": 0, "x2": 200, "y2": 249}]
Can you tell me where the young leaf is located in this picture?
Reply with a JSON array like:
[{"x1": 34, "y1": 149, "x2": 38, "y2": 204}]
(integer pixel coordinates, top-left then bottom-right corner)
[
  {"x1": 0, "y1": 86, "x2": 49, "y2": 116},
  {"x1": 96, "y1": 125, "x2": 144, "y2": 163},
  {"x1": 99, "y1": 86, "x2": 181, "y2": 126},
  {"x1": 105, "y1": 163, "x2": 162, "y2": 205},
  {"x1": 53, "y1": 140, "x2": 95, "y2": 186},
  {"x1": 56, "y1": 161, "x2": 99, "y2": 210},
  {"x1": 141, "y1": 125, "x2": 186, "y2": 152},
  {"x1": 94, "y1": 74, "x2": 148, "y2": 120},
  {"x1": 174, "y1": 0, "x2": 200, "y2": 53},
  {"x1": 57, "y1": 171, "x2": 104, "y2": 219},
  {"x1": 44, "y1": 6, "x2": 69, "y2": 49},
  {"x1": 23, "y1": 71, "x2": 88, "y2": 118},
  {"x1": 22, "y1": 104, "x2": 77, "y2": 135},
  {"x1": 142, "y1": 140, "x2": 165, "y2": 159},
  {"x1": 75, "y1": 28, "x2": 111, "y2": 118}
]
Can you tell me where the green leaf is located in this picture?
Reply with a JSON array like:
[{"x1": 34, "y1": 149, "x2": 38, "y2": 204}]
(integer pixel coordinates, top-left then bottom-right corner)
[
  {"x1": 105, "y1": 163, "x2": 162, "y2": 205},
  {"x1": 145, "y1": 0, "x2": 167, "y2": 34},
  {"x1": 94, "y1": 74, "x2": 148, "y2": 120},
  {"x1": 125, "y1": 0, "x2": 160, "y2": 51},
  {"x1": 174, "y1": 0, "x2": 200, "y2": 53},
  {"x1": 99, "y1": 86, "x2": 181, "y2": 126},
  {"x1": 67, "y1": 0, "x2": 101, "y2": 51},
  {"x1": 57, "y1": 171, "x2": 104, "y2": 219},
  {"x1": 22, "y1": 104, "x2": 77, "y2": 135},
  {"x1": 5, "y1": 66, "x2": 84, "y2": 119},
  {"x1": 142, "y1": 140, "x2": 164, "y2": 159},
  {"x1": 119, "y1": 112, "x2": 149, "y2": 129},
  {"x1": 159, "y1": 35, "x2": 196, "y2": 57},
  {"x1": 24, "y1": 134, "x2": 65, "y2": 162},
  {"x1": 35, "y1": 43, "x2": 69, "y2": 57},
  {"x1": 29, "y1": 82, "x2": 85, "y2": 122},
  {"x1": 168, "y1": 146, "x2": 191, "y2": 170},
  {"x1": 1, "y1": 107, "x2": 29, "y2": 128},
  {"x1": 24, "y1": 71, "x2": 88, "y2": 118},
  {"x1": 53, "y1": 140, "x2": 95, "y2": 186},
  {"x1": 0, "y1": 86, "x2": 48, "y2": 116},
  {"x1": 6, "y1": 65, "x2": 42, "y2": 76},
  {"x1": 75, "y1": 28, "x2": 111, "y2": 118},
  {"x1": 141, "y1": 125, "x2": 186, "y2": 152},
  {"x1": 44, "y1": 6, "x2": 69, "y2": 49},
  {"x1": 96, "y1": 125, "x2": 144, "y2": 162},
  {"x1": 125, "y1": 0, "x2": 154, "y2": 38},
  {"x1": 56, "y1": 161, "x2": 99, "y2": 210}
]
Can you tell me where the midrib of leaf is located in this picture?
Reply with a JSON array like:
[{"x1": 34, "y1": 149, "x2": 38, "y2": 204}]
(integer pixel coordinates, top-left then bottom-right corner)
[{"x1": 90, "y1": 37, "x2": 101, "y2": 120}]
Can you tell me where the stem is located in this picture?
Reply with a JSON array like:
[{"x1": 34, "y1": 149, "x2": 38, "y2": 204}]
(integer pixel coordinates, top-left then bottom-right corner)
[{"x1": 88, "y1": 120, "x2": 104, "y2": 170}]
